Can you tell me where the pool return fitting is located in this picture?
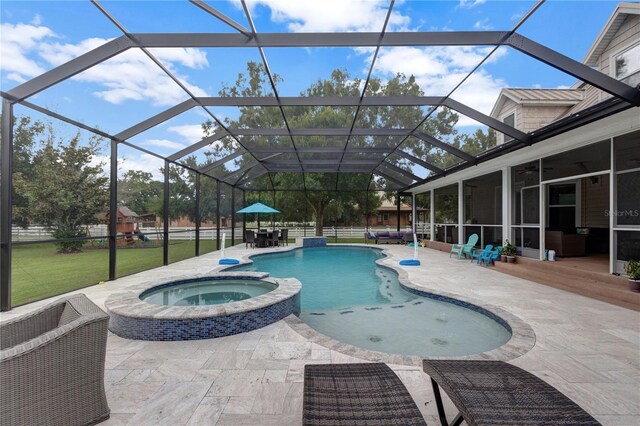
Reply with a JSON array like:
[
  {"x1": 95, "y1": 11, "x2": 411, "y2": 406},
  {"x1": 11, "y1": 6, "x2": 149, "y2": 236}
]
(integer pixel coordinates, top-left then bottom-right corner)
[
  {"x1": 399, "y1": 234, "x2": 421, "y2": 266},
  {"x1": 218, "y1": 232, "x2": 240, "y2": 265}
]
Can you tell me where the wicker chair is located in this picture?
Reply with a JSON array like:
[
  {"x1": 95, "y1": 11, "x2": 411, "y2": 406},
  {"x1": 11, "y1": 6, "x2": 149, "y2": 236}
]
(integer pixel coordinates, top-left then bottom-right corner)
[{"x1": 0, "y1": 294, "x2": 111, "y2": 426}]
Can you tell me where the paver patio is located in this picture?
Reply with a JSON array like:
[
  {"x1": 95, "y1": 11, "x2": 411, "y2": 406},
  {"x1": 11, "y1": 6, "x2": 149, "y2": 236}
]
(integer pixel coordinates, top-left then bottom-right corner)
[{"x1": 2, "y1": 244, "x2": 638, "y2": 425}]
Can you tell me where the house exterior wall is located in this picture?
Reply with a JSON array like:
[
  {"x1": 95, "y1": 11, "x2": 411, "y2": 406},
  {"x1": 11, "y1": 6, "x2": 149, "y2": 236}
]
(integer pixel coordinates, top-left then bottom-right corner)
[
  {"x1": 582, "y1": 14, "x2": 640, "y2": 106},
  {"x1": 520, "y1": 105, "x2": 572, "y2": 133},
  {"x1": 496, "y1": 98, "x2": 519, "y2": 145},
  {"x1": 581, "y1": 174, "x2": 610, "y2": 229}
]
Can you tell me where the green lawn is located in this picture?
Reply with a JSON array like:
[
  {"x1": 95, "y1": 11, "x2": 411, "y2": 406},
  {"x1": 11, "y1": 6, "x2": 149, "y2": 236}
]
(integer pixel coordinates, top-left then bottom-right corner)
[{"x1": 10, "y1": 237, "x2": 367, "y2": 307}]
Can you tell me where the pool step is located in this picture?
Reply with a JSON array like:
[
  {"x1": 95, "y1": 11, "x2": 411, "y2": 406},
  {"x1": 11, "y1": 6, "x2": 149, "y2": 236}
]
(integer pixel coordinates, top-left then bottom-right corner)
[{"x1": 492, "y1": 258, "x2": 640, "y2": 311}]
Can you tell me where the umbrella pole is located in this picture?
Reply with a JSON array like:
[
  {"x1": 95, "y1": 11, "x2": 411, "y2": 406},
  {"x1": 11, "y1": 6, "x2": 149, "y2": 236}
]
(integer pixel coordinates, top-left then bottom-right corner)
[{"x1": 257, "y1": 214, "x2": 260, "y2": 231}]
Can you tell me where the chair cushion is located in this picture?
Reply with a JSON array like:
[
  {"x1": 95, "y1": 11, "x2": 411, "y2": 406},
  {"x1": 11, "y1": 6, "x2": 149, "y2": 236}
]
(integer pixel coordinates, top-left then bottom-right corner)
[
  {"x1": 389, "y1": 231, "x2": 401, "y2": 238},
  {"x1": 377, "y1": 231, "x2": 389, "y2": 238}
]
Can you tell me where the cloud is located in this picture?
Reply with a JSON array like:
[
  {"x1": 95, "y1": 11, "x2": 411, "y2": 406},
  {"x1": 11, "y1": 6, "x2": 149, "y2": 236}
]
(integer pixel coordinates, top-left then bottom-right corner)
[
  {"x1": 118, "y1": 153, "x2": 165, "y2": 180},
  {"x1": 374, "y1": 46, "x2": 509, "y2": 124},
  {"x1": 473, "y1": 18, "x2": 493, "y2": 30},
  {"x1": 250, "y1": 0, "x2": 410, "y2": 32},
  {"x1": 1, "y1": 20, "x2": 209, "y2": 106},
  {"x1": 0, "y1": 22, "x2": 55, "y2": 81},
  {"x1": 251, "y1": 0, "x2": 510, "y2": 125},
  {"x1": 143, "y1": 139, "x2": 187, "y2": 150},
  {"x1": 459, "y1": 0, "x2": 486, "y2": 9},
  {"x1": 168, "y1": 124, "x2": 206, "y2": 143}
]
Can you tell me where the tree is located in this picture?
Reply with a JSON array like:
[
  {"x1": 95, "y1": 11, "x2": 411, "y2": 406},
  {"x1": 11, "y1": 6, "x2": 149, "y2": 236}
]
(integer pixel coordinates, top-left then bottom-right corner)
[
  {"x1": 202, "y1": 62, "x2": 495, "y2": 235},
  {"x1": 28, "y1": 128, "x2": 109, "y2": 252},
  {"x1": 117, "y1": 170, "x2": 162, "y2": 215},
  {"x1": 7, "y1": 116, "x2": 46, "y2": 228}
]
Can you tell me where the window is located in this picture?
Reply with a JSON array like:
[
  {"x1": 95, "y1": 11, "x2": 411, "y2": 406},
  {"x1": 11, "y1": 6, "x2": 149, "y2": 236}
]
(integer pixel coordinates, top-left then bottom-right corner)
[
  {"x1": 614, "y1": 43, "x2": 640, "y2": 79},
  {"x1": 383, "y1": 213, "x2": 389, "y2": 221},
  {"x1": 503, "y1": 112, "x2": 515, "y2": 128}
]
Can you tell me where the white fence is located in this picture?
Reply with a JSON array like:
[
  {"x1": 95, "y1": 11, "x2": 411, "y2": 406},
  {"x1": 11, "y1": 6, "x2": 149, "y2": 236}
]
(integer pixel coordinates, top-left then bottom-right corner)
[{"x1": 13, "y1": 225, "x2": 428, "y2": 243}]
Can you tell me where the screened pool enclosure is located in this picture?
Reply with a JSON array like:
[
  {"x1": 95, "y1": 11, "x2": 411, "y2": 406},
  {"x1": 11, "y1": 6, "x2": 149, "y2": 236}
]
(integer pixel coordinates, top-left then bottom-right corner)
[{"x1": 2, "y1": 0, "x2": 640, "y2": 310}]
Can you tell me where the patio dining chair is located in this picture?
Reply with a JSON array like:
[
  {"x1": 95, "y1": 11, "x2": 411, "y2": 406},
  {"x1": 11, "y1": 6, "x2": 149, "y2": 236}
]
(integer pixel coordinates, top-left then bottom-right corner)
[
  {"x1": 278, "y1": 228, "x2": 289, "y2": 246},
  {"x1": 268, "y1": 230, "x2": 279, "y2": 247},
  {"x1": 449, "y1": 233, "x2": 479, "y2": 260},
  {"x1": 245, "y1": 230, "x2": 255, "y2": 249},
  {"x1": 470, "y1": 244, "x2": 493, "y2": 264}
]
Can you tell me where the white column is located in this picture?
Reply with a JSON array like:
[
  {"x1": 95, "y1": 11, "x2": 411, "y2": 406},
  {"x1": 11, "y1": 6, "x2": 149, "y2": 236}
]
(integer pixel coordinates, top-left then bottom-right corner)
[
  {"x1": 502, "y1": 166, "x2": 510, "y2": 246},
  {"x1": 411, "y1": 193, "x2": 416, "y2": 234},
  {"x1": 539, "y1": 172, "x2": 546, "y2": 261},
  {"x1": 609, "y1": 138, "x2": 615, "y2": 274},
  {"x1": 458, "y1": 181, "x2": 464, "y2": 244},
  {"x1": 429, "y1": 189, "x2": 435, "y2": 241}
]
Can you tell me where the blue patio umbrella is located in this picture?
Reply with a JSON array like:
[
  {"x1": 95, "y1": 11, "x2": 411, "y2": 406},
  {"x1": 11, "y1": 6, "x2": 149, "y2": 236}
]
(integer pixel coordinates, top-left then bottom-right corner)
[
  {"x1": 236, "y1": 202, "x2": 280, "y2": 231},
  {"x1": 236, "y1": 202, "x2": 280, "y2": 214}
]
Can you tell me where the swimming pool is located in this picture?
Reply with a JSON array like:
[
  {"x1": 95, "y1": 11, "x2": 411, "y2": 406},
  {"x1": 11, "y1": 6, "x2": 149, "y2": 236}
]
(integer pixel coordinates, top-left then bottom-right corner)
[{"x1": 232, "y1": 246, "x2": 512, "y2": 357}]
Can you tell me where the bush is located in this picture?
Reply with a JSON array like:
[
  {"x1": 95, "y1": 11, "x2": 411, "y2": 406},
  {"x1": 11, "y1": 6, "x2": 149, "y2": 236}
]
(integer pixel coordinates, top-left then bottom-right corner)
[
  {"x1": 624, "y1": 259, "x2": 640, "y2": 280},
  {"x1": 52, "y1": 229, "x2": 86, "y2": 253},
  {"x1": 502, "y1": 239, "x2": 516, "y2": 257}
]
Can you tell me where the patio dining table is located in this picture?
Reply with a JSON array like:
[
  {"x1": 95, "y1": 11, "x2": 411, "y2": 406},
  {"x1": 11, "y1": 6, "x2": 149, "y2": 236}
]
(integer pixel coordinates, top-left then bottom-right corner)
[{"x1": 256, "y1": 231, "x2": 274, "y2": 248}]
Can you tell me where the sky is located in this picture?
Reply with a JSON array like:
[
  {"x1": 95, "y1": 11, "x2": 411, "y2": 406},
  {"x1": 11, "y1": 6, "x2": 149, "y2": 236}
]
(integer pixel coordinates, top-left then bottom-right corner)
[{"x1": 0, "y1": 0, "x2": 621, "y2": 179}]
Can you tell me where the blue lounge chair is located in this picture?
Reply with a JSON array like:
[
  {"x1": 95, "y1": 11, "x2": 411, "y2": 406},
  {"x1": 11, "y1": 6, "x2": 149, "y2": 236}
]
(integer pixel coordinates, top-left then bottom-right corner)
[
  {"x1": 470, "y1": 244, "x2": 493, "y2": 264},
  {"x1": 483, "y1": 246, "x2": 503, "y2": 266},
  {"x1": 449, "y1": 234, "x2": 479, "y2": 259}
]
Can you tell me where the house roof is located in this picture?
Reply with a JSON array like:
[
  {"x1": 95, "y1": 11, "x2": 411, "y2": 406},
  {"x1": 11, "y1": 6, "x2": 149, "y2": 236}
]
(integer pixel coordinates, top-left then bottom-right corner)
[
  {"x1": 490, "y1": 88, "x2": 583, "y2": 118},
  {"x1": 583, "y1": 2, "x2": 640, "y2": 67},
  {"x1": 117, "y1": 206, "x2": 139, "y2": 218}
]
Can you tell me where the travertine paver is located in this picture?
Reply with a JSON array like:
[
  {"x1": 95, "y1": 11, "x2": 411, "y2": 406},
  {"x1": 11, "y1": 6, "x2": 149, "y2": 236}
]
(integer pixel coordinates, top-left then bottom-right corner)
[{"x1": 2, "y1": 243, "x2": 638, "y2": 425}]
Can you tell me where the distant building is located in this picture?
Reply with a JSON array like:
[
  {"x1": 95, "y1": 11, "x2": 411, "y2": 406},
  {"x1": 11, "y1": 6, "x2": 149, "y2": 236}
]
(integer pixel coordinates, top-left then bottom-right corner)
[{"x1": 364, "y1": 200, "x2": 426, "y2": 228}]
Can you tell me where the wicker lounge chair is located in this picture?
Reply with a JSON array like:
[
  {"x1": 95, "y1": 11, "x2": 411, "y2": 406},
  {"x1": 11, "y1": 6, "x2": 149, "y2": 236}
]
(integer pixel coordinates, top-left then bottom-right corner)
[
  {"x1": 423, "y1": 359, "x2": 600, "y2": 426},
  {"x1": 0, "y1": 294, "x2": 111, "y2": 426},
  {"x1": 303, "y1": 363, "x2": 427, "y2": 426}
]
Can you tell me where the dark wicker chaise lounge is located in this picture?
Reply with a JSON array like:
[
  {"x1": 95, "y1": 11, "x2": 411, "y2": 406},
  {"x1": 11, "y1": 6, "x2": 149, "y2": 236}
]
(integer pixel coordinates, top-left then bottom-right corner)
[
  {"x1": 423, "y1": 359, "x2": 601, "y2": 426},
  {"x1": 303, "y1": 363, "x2": 427, "y2": 425},
  {"x1": 0, "y1": 294, "x2": 111, "y2": 426}
]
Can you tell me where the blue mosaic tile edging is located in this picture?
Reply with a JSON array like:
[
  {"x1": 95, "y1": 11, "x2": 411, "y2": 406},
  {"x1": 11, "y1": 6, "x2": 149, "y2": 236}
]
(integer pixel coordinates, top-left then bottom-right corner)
[
  {"x1": 109, "y1": 292, "x2": 300, "y2": 341},
  {"x1": 300, "y1": 237, "x2": 327, "y2": 247}
]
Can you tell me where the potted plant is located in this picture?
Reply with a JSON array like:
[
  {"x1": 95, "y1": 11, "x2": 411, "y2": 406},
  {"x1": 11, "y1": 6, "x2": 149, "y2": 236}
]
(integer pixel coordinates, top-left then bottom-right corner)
[
  {"x1": 624, "y1": 260, "x2": 640, "y2": 292},
  {"x1": 503, "y1": 239, "x2": 517, "y2": 263}
]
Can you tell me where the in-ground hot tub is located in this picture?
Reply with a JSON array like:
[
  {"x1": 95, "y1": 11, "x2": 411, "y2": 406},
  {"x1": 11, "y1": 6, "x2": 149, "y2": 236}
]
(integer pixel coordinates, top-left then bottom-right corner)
[
  {"x1": 105, "y1": 272, "x2": 301, "y2": 341},
  {"x1": 140, "y1": 278, "x2": 278, "y2": 306}
]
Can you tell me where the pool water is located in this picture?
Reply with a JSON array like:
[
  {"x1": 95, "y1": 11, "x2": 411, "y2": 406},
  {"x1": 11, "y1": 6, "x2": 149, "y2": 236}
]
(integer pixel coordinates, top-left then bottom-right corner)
[
  {"x1": 232, "y1": 247, "x2": 511, "y2": 357},
  {"x1": 141, "y1": 279, "x2": 276, "y2": 306}
]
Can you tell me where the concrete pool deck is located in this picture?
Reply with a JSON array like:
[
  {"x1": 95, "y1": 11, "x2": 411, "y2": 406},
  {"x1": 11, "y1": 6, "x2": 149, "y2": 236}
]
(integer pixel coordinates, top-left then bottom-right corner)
[{"x1": 2, "y1": 243, "x2": 638, "y2": 425}]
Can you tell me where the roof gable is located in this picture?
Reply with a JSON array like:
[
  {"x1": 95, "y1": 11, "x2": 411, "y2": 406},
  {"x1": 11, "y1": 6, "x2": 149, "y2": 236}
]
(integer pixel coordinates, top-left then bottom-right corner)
[
  {"x1": 583, "y1": 2, "x2": 640, "y2": 66},
  {"x1": 490, "y1": 88, "x2": 583, "y2": 118}
]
